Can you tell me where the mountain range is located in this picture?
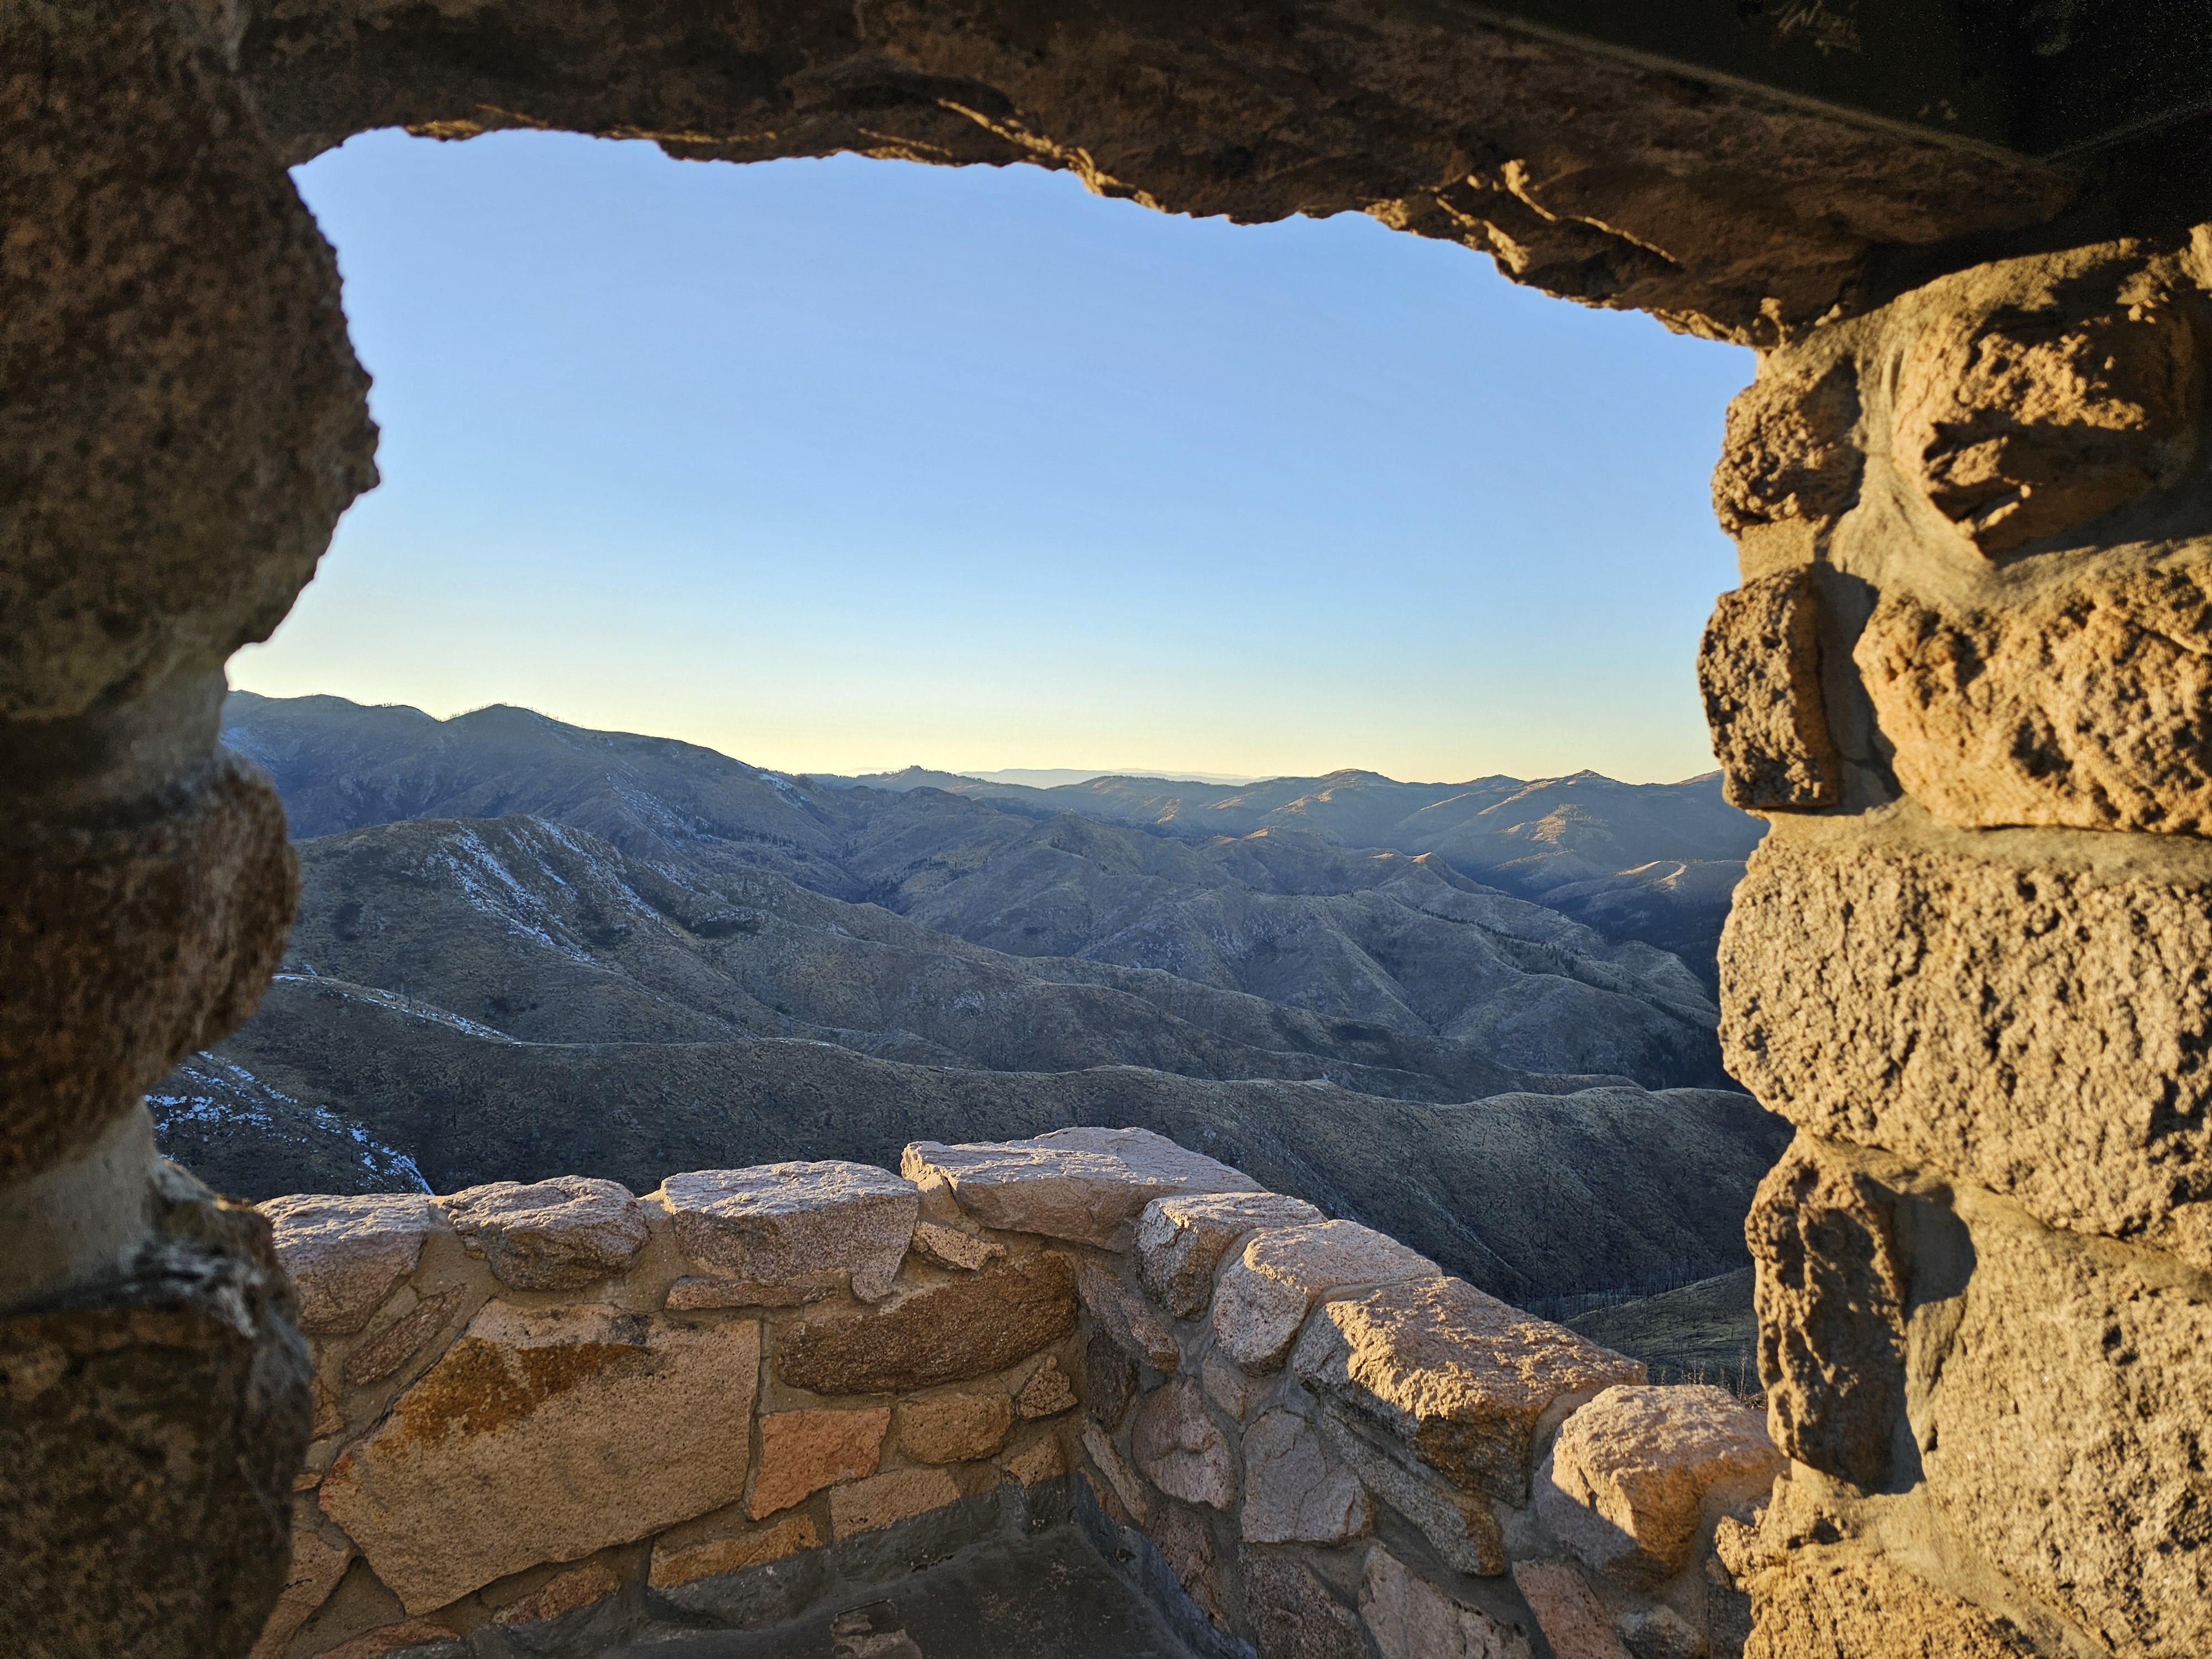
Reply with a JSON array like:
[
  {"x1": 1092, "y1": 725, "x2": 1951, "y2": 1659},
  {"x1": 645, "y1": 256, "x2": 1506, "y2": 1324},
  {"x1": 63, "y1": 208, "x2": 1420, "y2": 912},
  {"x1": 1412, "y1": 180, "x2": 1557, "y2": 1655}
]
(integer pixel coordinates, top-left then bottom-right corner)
[{"x1": 159, "y1": 692, "x2": 1785, "y2": 1302}]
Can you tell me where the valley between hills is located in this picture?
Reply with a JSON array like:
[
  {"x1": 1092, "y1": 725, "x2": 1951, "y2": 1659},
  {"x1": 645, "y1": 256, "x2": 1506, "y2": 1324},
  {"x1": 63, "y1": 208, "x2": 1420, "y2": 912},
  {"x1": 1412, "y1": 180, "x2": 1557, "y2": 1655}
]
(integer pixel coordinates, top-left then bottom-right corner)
[{"x1": 159, "y1": 691, "x2": 1785, "y2": 1334}]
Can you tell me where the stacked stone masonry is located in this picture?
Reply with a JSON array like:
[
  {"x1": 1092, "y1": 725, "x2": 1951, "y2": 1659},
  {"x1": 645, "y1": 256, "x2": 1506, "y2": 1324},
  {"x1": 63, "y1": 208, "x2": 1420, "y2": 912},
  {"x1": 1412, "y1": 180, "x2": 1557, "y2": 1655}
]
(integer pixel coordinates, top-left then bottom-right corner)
[
  {"x1": 249, "y1": 1129, "x2": 1781, "y2": 1658},
  {"x1": 8, "y1": 4, "x2": 2212, "y2": 1655},
  {"x1": 1698, "y1": 233, "x2": 2212, "y2": 1656}
]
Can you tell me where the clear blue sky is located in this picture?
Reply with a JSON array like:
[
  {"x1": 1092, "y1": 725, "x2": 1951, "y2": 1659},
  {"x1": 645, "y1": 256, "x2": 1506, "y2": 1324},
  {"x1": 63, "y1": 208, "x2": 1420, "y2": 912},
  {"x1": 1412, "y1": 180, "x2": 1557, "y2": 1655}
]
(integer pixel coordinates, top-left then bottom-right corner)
[{"x1": 233, "y1": 130, "x2": 1754, "y2": 784}]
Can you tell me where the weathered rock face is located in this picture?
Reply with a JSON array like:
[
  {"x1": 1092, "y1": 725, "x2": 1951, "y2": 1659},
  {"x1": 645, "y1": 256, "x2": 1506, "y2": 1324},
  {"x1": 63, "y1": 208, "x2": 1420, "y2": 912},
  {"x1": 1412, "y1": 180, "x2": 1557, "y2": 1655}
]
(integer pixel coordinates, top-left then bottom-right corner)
[
  {"x1": 1137, "y1": 1191, "x2": 1323, "y2": 1319},
  {"x1": 1724, "y1": 821, "x2": 2212, "y2": 1265},
  {"x1": 1239, "y1": 1410, "x2": 1368, "y2": 1545},
  {"x1": 658, "y1": 1162, "x2": 917, "y2": 1302},
  {"x1": 0, "y1": 1172, "x2": 312, "y2": 1659},
  {"x1": 1293, "y1": 1276, "x2": 1643, "y2": 1504},
  {"x1": 1131, "y1": 1377, "x2": 1235, "y2": 1510},
  {"x1": 775, "y1": 1254, "x2": 1077, "y2": 1394},
  {"x1": 1697, "y1": 570, "x2": 1842, "y2": 811},
  {"x1": 1699, "y1": 229, "x2": 2212, "y2": 1656},
  {"x1": 1213, "y1": 1221, "x2": 1437, "y2": 1371},
  {"x1": 1859, "y1": 562, "x2": 2212, "y2": 836},
  {"x1": 441, "y1": 1177, "x2": 647, "y2": 1291},
  {"x1": 1536, "y1": 1385, "x2": 1782, "y2": 1590},
  {"x1": 261, "y1": 1194, "x2": 436, "y2": 1336},
  {"x1": 904, "y1": 1128, "x2": 1261, "y2": 1250},
  {"x1": 1744, "y1": 1141, "x2": 1907, "y2": 1489},
  {"x1": 318, "y1": 1303, "x2": 760, "y2": 1611},
  {"x1": 1359, "y1": 1547, "x2": 1528, "y2": 1659}
]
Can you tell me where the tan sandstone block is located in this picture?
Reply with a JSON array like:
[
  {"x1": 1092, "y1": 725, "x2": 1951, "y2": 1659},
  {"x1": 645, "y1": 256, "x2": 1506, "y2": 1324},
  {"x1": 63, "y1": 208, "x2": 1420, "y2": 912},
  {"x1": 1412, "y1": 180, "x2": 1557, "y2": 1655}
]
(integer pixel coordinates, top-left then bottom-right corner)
[
  {"x1": 1214, "y1": 1221, "x2": 1436, "y2": 1371},
  {"x1": 1892, "y1": 266, "x2": 2197, "y2": 557},
  {"x1": 1136, "y1": 1191, "x2": 1322, "y2": 1318},
  {"x1": 1200, "y1": 1352, "x2": 1260, "y2": 1423},
  {"x1": 1536, "y1": 1385, "x2": 1782, "y2": 1589},
  {"x1": 441, "y1": 1177, "x2": 647, "y2": 1291},
  {"x1": 493, "y1": 1559, "x2": 620, "y2": 1625},
  {"x1": 1076, "y1": 1259, "x2": 1180, "y2": 1372},
  {"x1": 829, "y1": 1467, "x2": 961, "y2": 1538},
  {"x1": 999, "y1": 1433, "x2": 1067, "y2": 1486},
  {"x1": 1240, "y1": 1409, "x2": 1368, "y2": 1545},
  {"x1": 1361, "y1": 1546, "x2": 1531, "y2": 1659},
  {"x1": 1721, "y1": 824, "x2": 2212, "y2": 1259},
  {"x1": 1739, "y1": 1551, "x2": 2039, "y2": 1658},
  {"x1": 1293, "y1": 1277, "x2": 1642, "y2": 1504},
  {"x1": 247, "y1": 1507, "x2": 352, "y2": 1659},
  {"x1": 1859, "y1": 564, "x2": 2212, "y2": 836},
  {"x1": 319, "y1": 1302, "x2": 759, "y2": 1613},
  {"x1": 656, "y1": 1162, "x2": 918, "y2": 1303},
  {"x1": 665, "y1": 1275, "x2": 830, "y2": 1311},
  {"x1": 1712, "y1": 356, "x2": 1862, "y2": 535},
  {"x1": 341, "y1": 1289, "x2": 465, "y2": 1390},
  {"x1": 261, "y1": 1194, "x2": 434, "y2": 1334},
  {"x1": 648, "y1": 1513, "x2": 821, "y2": 1590},
  {"x1": 896, "y1": 1393, "x2": 1013, "y2": 1463},
  {"x1": 751, "y1": 1408, "x2": 889, "y2": 1517},
  {"x1": 1017, "y1": 1355, "x2": 1078, "y2": 1418},
  {"x1": 910, "y1": 1220, "x2": 1005, "y2": 1272},
  {"x1": 1130, "y1": 1378, "x2": 1233, "y2": 1509},
  {"x1": 1747, "y1": 1139, "x2": 1907, "y2": 1489},
  {"x1": 1510, "y1": 1560, "x2": 1630, "y2": 1659},
  {"x1": 1697, "y1": 568, "x2": 1841, "y2": 811},
  {"x1": 901, "y1": 1128, "x2": 1261, "y2": 1250},
  {"x1": 775, "y1": 1255, "x2": 1077, "y2": 1394}
]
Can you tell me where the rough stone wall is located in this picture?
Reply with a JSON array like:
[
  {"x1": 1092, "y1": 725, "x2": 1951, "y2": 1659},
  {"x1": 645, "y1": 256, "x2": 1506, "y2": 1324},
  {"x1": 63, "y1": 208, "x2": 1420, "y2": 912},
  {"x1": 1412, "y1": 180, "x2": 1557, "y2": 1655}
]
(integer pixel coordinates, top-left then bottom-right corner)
[
  {"x1": 7, "y1": 4, "x2": 2208, "y2": 1654},
  {"x1": 1698, "y1": 234, "x2": 2212, "y2": 1656},
  {"x1": 253, "y1": 1129, "x2": 1782, "y2": 1659}
]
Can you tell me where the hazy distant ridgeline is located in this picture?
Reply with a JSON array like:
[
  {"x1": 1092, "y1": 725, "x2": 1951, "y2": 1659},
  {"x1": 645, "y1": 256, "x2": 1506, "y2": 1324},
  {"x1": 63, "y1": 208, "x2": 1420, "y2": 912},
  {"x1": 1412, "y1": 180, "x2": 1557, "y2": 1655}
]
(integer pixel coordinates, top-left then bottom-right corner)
[{"x1": 162, "y1": 692, "x2": 1787, "y2": 1300}]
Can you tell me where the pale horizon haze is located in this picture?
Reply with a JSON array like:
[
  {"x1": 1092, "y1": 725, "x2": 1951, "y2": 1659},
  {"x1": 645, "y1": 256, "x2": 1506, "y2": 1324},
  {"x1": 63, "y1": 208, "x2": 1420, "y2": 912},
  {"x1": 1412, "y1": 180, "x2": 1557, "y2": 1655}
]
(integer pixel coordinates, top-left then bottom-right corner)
[{"x1": 231, "y1": 131, "x2": 1756, "y2": 785}]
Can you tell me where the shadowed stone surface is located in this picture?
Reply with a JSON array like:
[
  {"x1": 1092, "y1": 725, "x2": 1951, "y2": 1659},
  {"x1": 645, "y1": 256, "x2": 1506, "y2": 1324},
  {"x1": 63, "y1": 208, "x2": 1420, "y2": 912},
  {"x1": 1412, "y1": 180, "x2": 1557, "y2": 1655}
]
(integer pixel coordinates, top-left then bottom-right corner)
[
  {"x1": 1077, "y1": 1259, "x2": 1181, "y2": 1373},
  {"x1": 649, "y1": 1512, "x2": 822, "y2": 1597},
  {"x1": 1017, "y1": 1355, "x2": 1078, "y2": 1418},
  {"x1": 1314, "y1": 1411, "x2": 1506, "y2": 1576},
  {"x1": 910, "y1": 1221, "x2": 1003, "y2": 1272},
  {"x1": 319, "y1": 1303, "x2": 760, "y2": 1611},
  {"x1": 1361, "y1": 1546, "x2": 1529, "y2": 1659},
  {"x1": 659, "y1": 1163, "x2": 918, "y2": 1303},
  {"x1": 441, "y1": 1177, "x2": 648, "y2": 1291},
  {"x1": 1, "y1": 1175, "x2": 312, "y2": 1659},
  {"x1": 1697, "y1": 570, "x2": 1841, "y2": 811},
  {"x1": 262, "y1": 1193, "x2": 434, "y2": 1336},
  {"x1": 340, "y1": 1288, "x2": 464, "y2": 1389},
  {"x1": 1890, "y1": 248, "x2": 2199, "y2": 557},
  {"x1": 1137, "y1": 1191, "x2": 1323, "y2": 1319},
  {"x1": 1745, "y1": 1140, "x2": 1906, "y2": 1489},
  {"x1": 1240, "y1": 1409, "x2": 1368, "y2": 1545},
  {"x1": 1510, "y1": 1560, "x2": 1631, "y2": 1659},
  {"x1": 776, "y1": 1254, "x2": 1077, "y2": 1395},
  {"x1": 1243, "y1": 1551, "x2": 1368, "y2": 1659},
  {"x1": 1712, "y1": 359, "x2": 1863, "y2": 536},
  {"x1": 1213, "y1": 1220, "x2": 1436, "y2": 1371},
  {"x1": 905, "y1": 1129, "x2": 1262, "y2": 1250},
  {"x1": 1132, "y1": 1378, "x2": 1234, "y2": 1510},
  {"x1": 1536, "y1": 1385, "x2": 1781, "y2": 1590},
  {"x1": 1294, "y1": 1277, "x2": 1642, "y2": 1503},
  {"x1": 249, "y1": 1506, "x2": 351, "y2": 1659}
]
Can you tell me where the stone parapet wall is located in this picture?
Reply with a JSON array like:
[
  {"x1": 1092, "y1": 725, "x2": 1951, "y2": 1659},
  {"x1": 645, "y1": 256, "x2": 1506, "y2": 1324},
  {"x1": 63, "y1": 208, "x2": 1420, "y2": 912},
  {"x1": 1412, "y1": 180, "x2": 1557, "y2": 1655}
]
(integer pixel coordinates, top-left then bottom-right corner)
[{"x1": 257, "y1": 1129, "x2": 1781, "y2": 1659}]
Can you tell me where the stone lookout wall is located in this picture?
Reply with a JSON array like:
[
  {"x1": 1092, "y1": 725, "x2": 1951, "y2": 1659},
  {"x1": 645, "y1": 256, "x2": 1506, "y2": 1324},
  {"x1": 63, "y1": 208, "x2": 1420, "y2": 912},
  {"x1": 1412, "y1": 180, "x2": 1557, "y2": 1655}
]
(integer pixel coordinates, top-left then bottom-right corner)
[{"x1": 255, "y1": 1128, "x2": 1781, "y2": 1659}]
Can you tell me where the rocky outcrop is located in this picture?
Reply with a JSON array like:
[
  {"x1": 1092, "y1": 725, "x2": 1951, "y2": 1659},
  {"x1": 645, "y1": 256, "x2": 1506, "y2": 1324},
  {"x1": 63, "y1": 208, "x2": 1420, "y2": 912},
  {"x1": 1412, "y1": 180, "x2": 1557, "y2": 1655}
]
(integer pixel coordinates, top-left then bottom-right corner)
[{"x1": 250, "y1": 1133, "x2": 1773, "y2": 1658}]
